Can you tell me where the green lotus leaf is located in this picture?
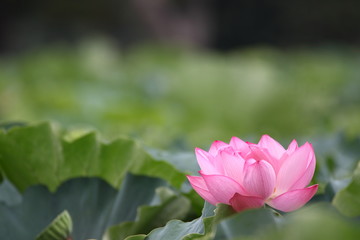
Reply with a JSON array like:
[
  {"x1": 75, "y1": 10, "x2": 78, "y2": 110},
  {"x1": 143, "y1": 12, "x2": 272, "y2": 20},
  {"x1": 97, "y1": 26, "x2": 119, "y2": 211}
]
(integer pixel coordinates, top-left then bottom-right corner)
[
  {"x1": 0, "y1": 174, "x2": 191, "y2": 240},
  {"x1": 129, "y1": 202, "x2": 234, "y2": 240},
  {"x1": 0, "y1": 123, "x2": 185, "y2": 192},
  {"x1": 0, "y1": 179, "x2": 22, "y2": 206},
  {"x1": 332, "y1": 161, "x2": 360, "y2": 217},
  {"x1": 136, "y1": 202, "x2": 360, "y2": 240},
  {"x1": 36, "y1": 210, "x2": 73, "y2": 240},
  {"x1": 103, "y1": 187, "x2": 191, "y2": 240}
]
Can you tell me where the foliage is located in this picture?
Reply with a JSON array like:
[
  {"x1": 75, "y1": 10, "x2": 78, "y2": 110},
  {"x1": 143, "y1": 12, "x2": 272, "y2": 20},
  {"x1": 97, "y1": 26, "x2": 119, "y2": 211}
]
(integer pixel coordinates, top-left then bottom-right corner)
[
  {"x1": 0, "y1": 123, "x2": 359, "y2": 239},
  {"x1": 0, "y1": 174, "x2": 190, "y2": 240},
  {"x1": 0, "y1": 123, "x2": 184, "y2": 192},
  {"x1": 36, "y1": 211, "x2": 72, "y2": 240},
  {"x1": 333, "y1": 161, "x2": 360, "y2": 217}
]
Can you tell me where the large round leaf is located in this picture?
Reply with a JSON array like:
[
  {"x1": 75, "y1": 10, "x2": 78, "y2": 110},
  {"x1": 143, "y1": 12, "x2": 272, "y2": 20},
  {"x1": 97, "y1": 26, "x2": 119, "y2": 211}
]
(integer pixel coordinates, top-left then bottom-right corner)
[
  {"x1": 0, "y1": 174, "x2": 190, "y2": 240},
  {"x1": 0, "y1": 123, "x2": 185, "y2": 192},
  {"x1": 333, "y1": 161, "x2": 360, "y2": 217}
]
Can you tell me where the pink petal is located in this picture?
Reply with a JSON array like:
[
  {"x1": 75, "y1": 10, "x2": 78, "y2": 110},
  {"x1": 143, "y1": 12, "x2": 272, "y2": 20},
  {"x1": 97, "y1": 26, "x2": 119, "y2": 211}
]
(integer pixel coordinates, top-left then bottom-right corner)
[
  {"x1": 258, "y1": 135, "x2": 286, "y2": 159},
  {"x1": 229, "y1": 137, "x2": 250, "y2": 154},
  {"x1": 195, "y1": 148, "x2": 223, "y2": 174},
  {"x1": 244, "y1": 158, "x2": 257, "y2": 166},
  {"x1": 242, "y1": 160, "x2": 276, "y2": 199},
  {"x1": 267, "y1": 184, "x2": 318, "y2": 212},
  {"x1": 208, "y1": 140, "x2": 229, "y2": 156},
  {"x1": 219, "y1": 148, "x2": 245, "y2": 184},
  {"x1": 289, "y1": 151, "x2": 316, "y2": 190},
  {"x1": 187, "y1": 175, "x2": 217, "y2": 205},
  {"x1": 287, "y1": 139, "x2": 298, "y2": 154},
  {"x1": 246, "y1": 145, "x2": 280, "y2": 173},
  {"x1": 201, "y1": 172, "x2": 245, "y2": 204},
  {"x1": 230, "y1": 193, "x2": 265, "y2": 212},
  {"x1": 276, "y1": 142, "x2": 314, "y2": 195}
]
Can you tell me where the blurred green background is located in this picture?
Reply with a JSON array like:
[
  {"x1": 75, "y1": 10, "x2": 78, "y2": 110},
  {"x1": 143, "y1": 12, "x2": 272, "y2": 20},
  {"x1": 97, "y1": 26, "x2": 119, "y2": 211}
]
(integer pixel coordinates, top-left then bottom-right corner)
[
  {"x1": 1, "y1": 40, "x2": 360, "y2": 149},
  {"x1": 1, "y1": 1, "x2": 360, "y2": 149}
]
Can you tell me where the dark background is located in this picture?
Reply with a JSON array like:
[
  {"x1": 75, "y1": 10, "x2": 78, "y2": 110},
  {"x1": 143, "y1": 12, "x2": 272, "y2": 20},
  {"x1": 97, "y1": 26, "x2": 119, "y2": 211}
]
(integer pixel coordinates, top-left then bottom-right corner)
[{"x1": 1, "y1": 0, "x2": 360, "y2": 54}]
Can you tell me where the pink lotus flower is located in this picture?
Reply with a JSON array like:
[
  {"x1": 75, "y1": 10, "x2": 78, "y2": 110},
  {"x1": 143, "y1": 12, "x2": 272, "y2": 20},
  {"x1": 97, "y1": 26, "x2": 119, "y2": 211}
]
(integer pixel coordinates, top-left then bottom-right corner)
[{"x1": 187, "y1": 135, "x2": 318, "y2": 212}]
